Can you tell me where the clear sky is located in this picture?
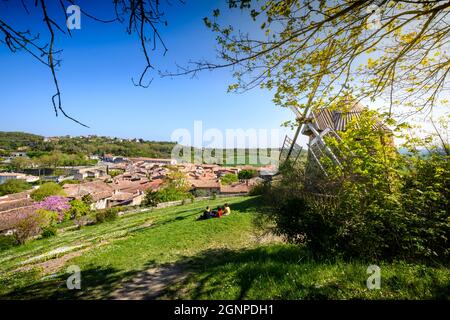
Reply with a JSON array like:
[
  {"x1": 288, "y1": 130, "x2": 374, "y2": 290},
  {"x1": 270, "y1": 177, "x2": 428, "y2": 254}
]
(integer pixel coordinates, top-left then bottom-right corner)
[{"x1": 0, "y1": 0, "x2": 296, "y2": 148}]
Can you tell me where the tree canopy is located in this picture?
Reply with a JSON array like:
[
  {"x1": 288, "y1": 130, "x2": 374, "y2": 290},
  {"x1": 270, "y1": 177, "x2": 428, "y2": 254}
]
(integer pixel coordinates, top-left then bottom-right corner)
[{"x1": 174, "y1": 0, "x2": 449, "y2": 123}]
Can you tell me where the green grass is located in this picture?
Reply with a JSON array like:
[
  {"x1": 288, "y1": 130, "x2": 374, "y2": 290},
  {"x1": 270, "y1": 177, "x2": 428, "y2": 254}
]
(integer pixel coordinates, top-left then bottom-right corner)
[{"x1": 0, "y1": 196, "x2": 448, "y2": 300}]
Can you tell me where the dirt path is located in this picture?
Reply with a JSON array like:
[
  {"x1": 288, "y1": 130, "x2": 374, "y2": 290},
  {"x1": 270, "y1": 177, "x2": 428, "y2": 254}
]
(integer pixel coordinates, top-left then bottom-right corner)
[{"x1": 109, "y1": 264, "x2": 189, "y2": 300}]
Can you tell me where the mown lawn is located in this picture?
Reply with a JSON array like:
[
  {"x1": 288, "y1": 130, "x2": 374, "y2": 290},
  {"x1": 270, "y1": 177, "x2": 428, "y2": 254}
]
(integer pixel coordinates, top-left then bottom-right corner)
[{"x1": 0, "y1": 196, "x2": 448, "y2": 300}]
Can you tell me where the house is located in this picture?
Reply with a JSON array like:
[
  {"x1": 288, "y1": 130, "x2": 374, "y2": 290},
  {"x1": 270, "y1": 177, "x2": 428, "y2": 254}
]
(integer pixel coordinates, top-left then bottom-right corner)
[
  {"x1": 129, "y1": 157, "x2": 177, "y2": 166},
  {"x1": 0, "y1": 191, "x2": 35, "y2": 233},
  {"x1": 103, "y1": 154, "x2": 129, "y2": 163},
  {"x1": 0, "y1": 172, "x2": 39, "y2": 184},
  {"x1": 188, "y1": 179, "x2": 220, "y2": 196},
  {"x1": 107, "y1": 191, "x2": 146, "y2": 207},
  {"x1": 110, "y1": 177, "x2": 160, "y2": 194},
  {"x1": 63, "y1": 181, "x2": 114, "y2": 210},
  {"x1": 10, "y1": 152, "x2": 27, "y2": 158},
  {"x1": 259, "y1": 168, "x2": 278, "y2": 180},
  {"x1": 103, "y1": 154, "x2": 115, "y2": 162},
  {"x1": 71, "y1": 166, "x2": 108, "y2": 180},
  {"x1": 214, "y1": 167, "x2": 239, "y2": 177},
  {"x1": 220, "y1": 182, "x2": 251, "y2": 194}
]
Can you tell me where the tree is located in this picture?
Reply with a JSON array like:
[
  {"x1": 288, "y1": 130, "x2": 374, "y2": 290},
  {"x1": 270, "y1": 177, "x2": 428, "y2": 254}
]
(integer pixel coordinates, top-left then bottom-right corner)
[
  {"x1": 13, "y1": 209, "x2": 58, "y2": 244},
  {"x1": 67, "y1": 199, "x2": 91, "y2": 220},
  {"x1": 9, "y1": 156, "x2": 33, "y2": 172},
  {"x1": 143, "y1": 167, "x2": 192, "y2": 206},
  {"x1": 0, "y1": 179, "x2": 32, "y2": 196},
  {"x1": 261, "y1": 112, "x2": 449, "y2": 262},
  {"x1": 30, "y1": 182, "x2": 65, "y2": 201},
  {"x1": 165, "y1": 167, "x2": 190, "y2": 191},
  {"x1": 36, "y1": 151, "x2": 63, "y2": 168},
  {"x1": 34, "y1": 195, "x2": 70, "y2": 221},
  {"x1": 220, "y1": 173, "x2": 238, "y2": 185},
  {"x1": 238, "y1": 169, "x2": 258, "y2": 180},
  {"x1": 171, "y1": 0, "x2": 449, "y2": 121},
  {"x1": 0, "y1": 0, "x2": 178, "y2": 126}
]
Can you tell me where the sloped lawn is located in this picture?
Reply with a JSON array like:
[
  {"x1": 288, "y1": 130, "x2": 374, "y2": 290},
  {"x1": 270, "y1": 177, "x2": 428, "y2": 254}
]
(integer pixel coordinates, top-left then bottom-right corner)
[{"x1": 0, "y1": 196, "x2": 448, "y2": 300}]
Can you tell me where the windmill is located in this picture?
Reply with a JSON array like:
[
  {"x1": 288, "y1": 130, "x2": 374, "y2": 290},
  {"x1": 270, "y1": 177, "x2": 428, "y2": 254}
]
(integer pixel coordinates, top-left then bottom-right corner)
[{"x1": 279, "y1": 40, "x2": 342, "y2": 175}]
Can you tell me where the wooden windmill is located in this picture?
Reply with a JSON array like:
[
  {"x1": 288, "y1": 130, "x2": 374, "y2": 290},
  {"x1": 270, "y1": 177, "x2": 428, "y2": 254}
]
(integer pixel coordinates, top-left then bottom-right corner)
[{"x1": 279, "y1": 40, "x2": 341, "y2": 175}]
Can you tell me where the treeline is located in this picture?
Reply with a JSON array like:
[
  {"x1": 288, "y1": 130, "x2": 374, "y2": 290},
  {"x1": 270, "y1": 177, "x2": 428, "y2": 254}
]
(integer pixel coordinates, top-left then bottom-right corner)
[
  {"x1": 0, "y1": 131, "x2": 286, "y2": 166},
  {"x1": 0, "y1": 131, "x2": 176, "y2": 159}
]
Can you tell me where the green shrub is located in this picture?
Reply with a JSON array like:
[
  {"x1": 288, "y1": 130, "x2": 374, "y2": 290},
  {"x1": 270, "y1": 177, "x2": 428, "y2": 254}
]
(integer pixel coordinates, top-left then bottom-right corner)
[
  {"x1": 108, "y1": 169, "x2": 123, "y2": 178},
  {"x1": 41, "y1": 225, "x2": 58, "y2": 238},
  {"x1": 191, "y1": 188, "x2": 212, "y2": 198},
  {"x1": 143, "y1": 186, "x2": 192, "y2": 206},
  {"x1": 59, "y1": 180, "x2": 80, "y2": 186},
  {"x1": 263, "y1": 112, "x2": 449, "y2": 263},
  {"x1": 238, "y1": 169, "x2": 258, "y2": 180},
  {"x1": 31, "y1": 182, "x2": 64, "y2": 201},
  {"x1": 248, "y1": 182, "x2": 269, "y2": 196},
  {"x1": 74, "y1": 215, "x2": 94, "y2": 229},
  {"x1": 67, "y1": 199, "x2": 90, "y2": 220},
  {"x1": 13, "y1": 210, "x2": 57, "y2": 244},
  {"x1": 94, "y1": 207, "x2": 120, "y2": 224},
  {"x1": 0, "y1": 179, "x2": 32, "y2": 196},
  {"x1": 0, "y1": 235, "x2": 16, "y2": 251},
  {"x1": 81, "y1": 194, "x2": 93, "y2": 205},
  {"x1": 220, "y1": 173, "x2": 238, "y2": 185}
]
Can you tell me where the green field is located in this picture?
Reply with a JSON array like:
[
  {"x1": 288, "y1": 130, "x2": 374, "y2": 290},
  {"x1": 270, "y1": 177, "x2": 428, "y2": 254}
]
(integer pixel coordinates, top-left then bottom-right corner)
[{"x1": 0, "y1": 196, "x2": 448, "y2": 300}]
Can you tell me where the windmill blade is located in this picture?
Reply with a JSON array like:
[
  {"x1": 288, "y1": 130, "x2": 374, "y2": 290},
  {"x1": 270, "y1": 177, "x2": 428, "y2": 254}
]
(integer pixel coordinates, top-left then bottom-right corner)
[{"x1": 280, "y1": 133, "x2": 303, "y2": 164}]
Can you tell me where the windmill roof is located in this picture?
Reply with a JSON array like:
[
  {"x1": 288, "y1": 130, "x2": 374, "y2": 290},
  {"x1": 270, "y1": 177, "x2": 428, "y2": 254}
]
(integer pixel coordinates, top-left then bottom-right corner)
[{"x1": 302, "y1": 100, "x2": 390, "y2": 135}]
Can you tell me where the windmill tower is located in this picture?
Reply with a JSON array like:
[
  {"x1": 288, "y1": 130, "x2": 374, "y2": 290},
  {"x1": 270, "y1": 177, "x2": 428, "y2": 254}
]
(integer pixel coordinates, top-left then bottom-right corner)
[
  {"x1": 279, "y1": 40, "x2": 340, "y2": 173},
  {"x1": 280, "y1": 96, "x2": 393, "y2": 176},
  {"x1": 280, "y1": 103, "x2": 343, "y2": 176}
]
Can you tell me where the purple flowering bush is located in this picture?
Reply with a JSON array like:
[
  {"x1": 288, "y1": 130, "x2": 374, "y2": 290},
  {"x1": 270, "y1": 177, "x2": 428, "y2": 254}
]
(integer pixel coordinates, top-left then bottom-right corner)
[{"x1": 34, "y1": 196, "x2": 70, "y2": 221}]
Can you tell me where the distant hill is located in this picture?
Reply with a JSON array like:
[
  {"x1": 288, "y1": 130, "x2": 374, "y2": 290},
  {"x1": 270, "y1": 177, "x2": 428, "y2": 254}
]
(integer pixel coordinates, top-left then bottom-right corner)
[
  {"x1": 0, "y1": 131, "x2": 44, "y2": 151},
  {"x1": 0, "y1": 131, "x2": 281, "y2": 165},
  {"x1": 0, "y1": 131, "x2": 175, "y2": 159}
]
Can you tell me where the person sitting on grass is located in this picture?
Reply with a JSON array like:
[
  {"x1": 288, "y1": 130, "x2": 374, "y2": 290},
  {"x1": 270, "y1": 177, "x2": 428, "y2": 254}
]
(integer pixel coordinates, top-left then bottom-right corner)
[
  {"x1": 198, "y1": 206, "x2": 213, "y2": 220},
  {"x1": 223, "y1": 203, "x2": 231, "y2": 215},
  {"x1": 217, "y1": 206, "x2": 223, "y2": 218}
]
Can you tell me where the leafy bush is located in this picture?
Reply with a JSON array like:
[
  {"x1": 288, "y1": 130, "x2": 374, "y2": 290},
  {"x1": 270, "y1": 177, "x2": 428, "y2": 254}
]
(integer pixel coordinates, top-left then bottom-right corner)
[
  {"x1": 41, "y1": 225, "x2": 58, "y2": 238},
  {"x1": 31, "y1": 182, "x2": 64, "y2": 201},
  {"x1": 34, "y1": 196, "x2": 70, "y2": 221},
  {"x1": 108, "y1": 169, "x2": 123, "y2": 178},
  {"x1": 81, "y1": 194, "x2": 93, "y2": 205},
  {"x1": 248, "y1": 182, "x2": 270, "y2": 196},
  {"x1": 13, "y1": 209, "x2": 57, "y2": 244},
  {"x1": 74, "y1": 215, "x2": 94, "y2": 229},
  {"x1": 220, "y1": 173, "x2": 238, "y2": 185},
  {"x1": 191, "y1": 188, "x2": 211, "y2": 198},
  {"x1": 143, "y1": 186, "x2": 193, "y2": 206},
  {"x1": 59, "y1": 180, "x2": 80, "y2": 186},
  {"x1": 0, "y1": 179, "x2": 32, "y2": 196},
  {"x1": 67, "y1": 199, "x2": 91, "y2": 220},
  {"x1": 94, "y1": 207, "x2": 121, "y2": 224},
  {"x1": 263, "y1": 113, "x2": 449, "y2": 263},
  {"x1": 238, "y1": 169, "x2": 258, "y2": 180},
  {"x1": 0, "y1": 235, "x2": 16, "y2": 250}
]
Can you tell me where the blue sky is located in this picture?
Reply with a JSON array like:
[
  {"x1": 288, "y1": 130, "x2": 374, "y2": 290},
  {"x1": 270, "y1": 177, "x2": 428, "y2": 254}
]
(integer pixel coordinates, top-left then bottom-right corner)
[{"x1": 0, "y1": 0, "x2": 296, "y2": 147}]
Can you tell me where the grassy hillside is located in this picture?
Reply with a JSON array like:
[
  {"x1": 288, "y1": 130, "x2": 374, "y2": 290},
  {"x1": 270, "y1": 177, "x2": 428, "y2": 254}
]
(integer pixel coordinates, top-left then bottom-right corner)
[{"x1": 0, "y1": 196, "x2": 448, "y2": 300}]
